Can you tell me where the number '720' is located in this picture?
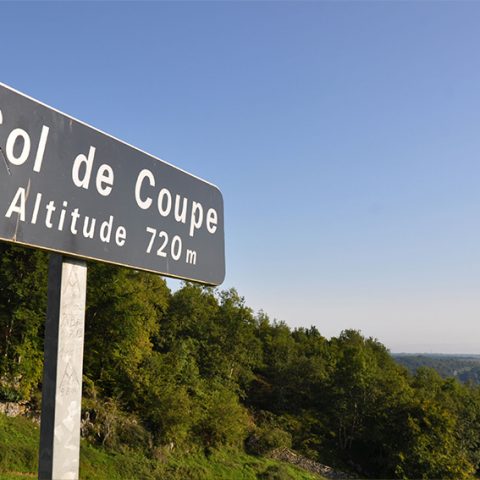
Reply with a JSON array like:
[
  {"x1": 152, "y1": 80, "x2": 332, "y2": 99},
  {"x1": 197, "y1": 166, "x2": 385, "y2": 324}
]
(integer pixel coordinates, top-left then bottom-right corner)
[{"x1": 145, "y1": 227, "x2": 197, "y2": 265}]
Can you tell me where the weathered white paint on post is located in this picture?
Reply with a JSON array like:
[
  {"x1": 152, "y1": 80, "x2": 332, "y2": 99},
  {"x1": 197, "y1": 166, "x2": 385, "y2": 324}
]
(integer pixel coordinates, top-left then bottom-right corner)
[{"x1": 39, "y1": 254, "x2": 87, "y2": 480}]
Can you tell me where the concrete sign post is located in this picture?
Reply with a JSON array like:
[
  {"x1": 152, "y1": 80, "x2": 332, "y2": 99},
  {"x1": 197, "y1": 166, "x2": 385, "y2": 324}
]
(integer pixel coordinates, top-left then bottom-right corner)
[
  {"x1": 0, "y1": 83, "x2": 226, "y2": 480},
  {"x1": 39, "y1": 255, "x2": 87, "y2": 480}
]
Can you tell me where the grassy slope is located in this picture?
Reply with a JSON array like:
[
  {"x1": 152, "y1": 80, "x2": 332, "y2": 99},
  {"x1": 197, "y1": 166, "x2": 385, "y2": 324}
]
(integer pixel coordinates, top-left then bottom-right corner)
[{"x1": 0, "y1": 414, "x2": 322, "y2": 480}]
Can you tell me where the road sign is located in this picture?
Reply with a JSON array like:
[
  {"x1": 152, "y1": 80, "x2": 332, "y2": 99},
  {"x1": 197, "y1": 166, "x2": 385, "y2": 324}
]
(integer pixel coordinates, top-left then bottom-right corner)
[{"x1": 0, "y1": 83, "x2": 225, "y2": 285}]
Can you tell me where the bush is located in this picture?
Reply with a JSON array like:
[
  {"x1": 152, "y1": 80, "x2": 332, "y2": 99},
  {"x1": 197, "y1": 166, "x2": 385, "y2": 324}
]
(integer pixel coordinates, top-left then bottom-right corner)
[
  {"x1": 247, "y1": 427, "x2": 292, "y2": 455},
  {"x1": 256, "y1": 464, "x2": 295, "y2": 480},
  {"x1": 194, "y1": 384, "x2": 250, "y2": 450},
  {"x1": 82, "y1": 395, "x2": 151, "y2": 451}
]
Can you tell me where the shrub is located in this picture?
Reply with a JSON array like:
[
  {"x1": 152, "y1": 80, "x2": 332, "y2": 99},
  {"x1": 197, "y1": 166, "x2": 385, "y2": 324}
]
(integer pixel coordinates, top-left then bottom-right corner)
[
  {"x1": 247, "y1": 427, "x2": 292, "y2": 455},
  {"x1": 82, "y1": 395, "x2": 151, "y2": 451}
]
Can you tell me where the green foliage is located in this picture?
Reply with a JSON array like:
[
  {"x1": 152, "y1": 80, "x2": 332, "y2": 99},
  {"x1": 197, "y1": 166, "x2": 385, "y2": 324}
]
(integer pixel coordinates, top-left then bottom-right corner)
[
  {"x1": 84, "y1": 263, "x2": 170, "y2": 399},
  {"x1": 0, "y1": 414, "x2": 39, "y2": 474},
  {"x1": 0, "y1": 414, "x2": 320, "y2": 480},
  {"x1": 215, "y1": 289, "x2": 263, "y2": 389},
  {"x1": 247, "y1": 427, "x2": 292, "y2": 456},
  {"x1": 160, "y1": 448, "x2": 321, "y2": 480},
  {"x1": 82, "y1": 394, "x2": 151, "y2": 451},
  {"x1": 3, "y1": 246, "x2": 480, "y2": 478},
  {"x1": 194, "y1": 382, "x2": 250, "y2": 450},
  {"x1": 391, "y1": 368, "x2": 478, "y2": 479},
  {"x1": 394, "y1": 353, "x2": 480, "y2": 384},
  {"x1": 246, "y1": 411, "x2": 292, "y2": 455},
  {"x1": 256, "y1": 465, "x2": 297, "y2": 480},
  {"x1": 159, "y1": 285, "x2": 262, "y2": 391},
  {"x1": 0, "y1": 245, "x2": 48, "y2": 400},
  {"x1": 250, "y1": 324, "x2": 480, "y2": 477},
  {"x1": 131, "y1": 347, "x2": 200, "y2": 447}
]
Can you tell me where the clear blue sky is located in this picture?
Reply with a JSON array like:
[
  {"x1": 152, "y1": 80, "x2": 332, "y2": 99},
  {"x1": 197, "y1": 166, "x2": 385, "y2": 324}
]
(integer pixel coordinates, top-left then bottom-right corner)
[{"x1": 2, "y1": 1, "x2": 480, "y2": 353}]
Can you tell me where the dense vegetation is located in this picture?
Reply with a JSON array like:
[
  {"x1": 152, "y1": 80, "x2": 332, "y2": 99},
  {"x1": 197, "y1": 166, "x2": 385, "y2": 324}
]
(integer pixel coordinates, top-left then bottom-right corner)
[
  {"x1": 1, "y1": 244, "x2": 480, "y2": 479},
  {"x1": 394, "y1": 354, "x2": 480, "y2": 384},
  {"x1": 0, "y1": 414, "x2": 319, "y2": 480}
]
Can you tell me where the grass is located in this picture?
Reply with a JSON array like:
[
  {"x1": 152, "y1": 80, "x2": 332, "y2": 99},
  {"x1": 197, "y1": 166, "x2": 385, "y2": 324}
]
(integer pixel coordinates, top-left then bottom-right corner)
[
  {"x1": 0, "y1": 414, "x2": 323, "y2": 480},
  {"x1": 162, "y1": 449, "x2": 322, "y2": 480},
  {"x1": 0, "y1": 415, "x2": 38, "y2": 477}
]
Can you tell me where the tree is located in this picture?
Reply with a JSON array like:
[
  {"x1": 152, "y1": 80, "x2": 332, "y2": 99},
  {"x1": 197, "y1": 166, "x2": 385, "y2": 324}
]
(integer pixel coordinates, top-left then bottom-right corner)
[
  {"x1": 130, "y1": 343, "x2": 201, "y2": 447},
  {"x1": 193, "y1": 381, "x2": 250, "y2": 451},
  {"x1": 393, "y1": 368, "x2": 477, "y2": 479},
  {"x1": 83, "y1": 263, "x2": 170, "y2": 400},
  {"x1": 0, "y1": 245, "x2": 48, "y2": 400},
  {"x1": 214, "y1": 288, "x2": 262, "y2": 390}
]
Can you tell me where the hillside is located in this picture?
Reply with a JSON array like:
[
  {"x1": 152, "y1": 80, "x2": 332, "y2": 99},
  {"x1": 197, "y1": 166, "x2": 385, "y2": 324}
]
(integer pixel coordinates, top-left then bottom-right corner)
[
  {"x1": 1, "y1": 245, "x2": 480, "y2": 478},
  {"x1": 393, "y1": 353, "x2": 480, "y2": 384},
  {"x1": 0, "y1": 413, "x2": 323, "y2": 480}
]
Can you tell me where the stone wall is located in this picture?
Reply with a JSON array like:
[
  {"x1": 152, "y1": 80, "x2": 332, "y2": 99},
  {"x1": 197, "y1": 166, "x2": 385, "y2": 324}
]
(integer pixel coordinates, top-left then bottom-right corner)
[
  {"x1": 0, "y1": 401, "x2": 28, "y2": 417},
  {"x1": 268, "y1": 447, "x2": 356, "y2": 480}
]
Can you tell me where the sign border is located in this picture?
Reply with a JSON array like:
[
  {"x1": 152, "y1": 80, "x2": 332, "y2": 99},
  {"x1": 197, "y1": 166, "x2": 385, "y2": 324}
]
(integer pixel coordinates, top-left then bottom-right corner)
[{"x1": 0, "y1": 82, "x2": 225, "y2": 286}]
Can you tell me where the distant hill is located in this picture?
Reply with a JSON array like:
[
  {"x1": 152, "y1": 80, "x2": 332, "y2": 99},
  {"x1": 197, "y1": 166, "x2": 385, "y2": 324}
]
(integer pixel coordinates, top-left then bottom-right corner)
[{"x1": 392, "y1": 353, "x2": 480, "y2": 384}]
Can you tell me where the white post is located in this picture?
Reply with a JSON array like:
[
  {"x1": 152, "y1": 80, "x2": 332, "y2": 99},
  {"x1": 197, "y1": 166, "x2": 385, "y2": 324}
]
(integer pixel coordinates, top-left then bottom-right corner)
[{"x1": 39, "y1": 254, "x2": 87, "y2": 480}]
